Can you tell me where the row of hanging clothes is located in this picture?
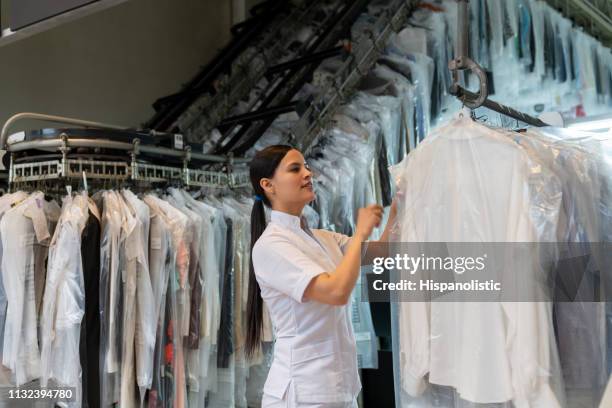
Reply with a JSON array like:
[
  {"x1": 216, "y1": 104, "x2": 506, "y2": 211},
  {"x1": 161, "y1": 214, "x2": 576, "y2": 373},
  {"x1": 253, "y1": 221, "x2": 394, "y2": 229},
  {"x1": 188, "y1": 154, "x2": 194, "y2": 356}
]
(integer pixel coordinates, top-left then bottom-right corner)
[
  {"x1": 388, "y1": 113, "x2": 612, "y2": 408},
  {"x1": 0, "y1": 184, "x2": 280, "y2": 408},
  {"x1": 235, "y1": 2, "x2": 612, "y2": 393},
  {"x1": 373, "y1": 0, "x2": 612, "y2": 129}
]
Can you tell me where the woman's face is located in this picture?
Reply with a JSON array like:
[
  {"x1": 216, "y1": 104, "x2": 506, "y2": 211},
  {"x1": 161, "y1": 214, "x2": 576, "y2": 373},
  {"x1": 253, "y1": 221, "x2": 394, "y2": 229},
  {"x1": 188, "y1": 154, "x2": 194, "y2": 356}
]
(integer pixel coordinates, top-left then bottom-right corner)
[{"x1": 261, "y1": 149, "x2": 315, "y2": 208}]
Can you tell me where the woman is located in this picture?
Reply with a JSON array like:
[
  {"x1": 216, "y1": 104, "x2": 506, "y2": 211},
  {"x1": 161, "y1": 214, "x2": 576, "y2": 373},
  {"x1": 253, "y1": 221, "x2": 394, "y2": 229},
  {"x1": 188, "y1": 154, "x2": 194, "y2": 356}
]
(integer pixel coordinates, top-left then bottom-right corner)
[{"x1": 246, "y1": 145, "x2": 397, "y2": 407}]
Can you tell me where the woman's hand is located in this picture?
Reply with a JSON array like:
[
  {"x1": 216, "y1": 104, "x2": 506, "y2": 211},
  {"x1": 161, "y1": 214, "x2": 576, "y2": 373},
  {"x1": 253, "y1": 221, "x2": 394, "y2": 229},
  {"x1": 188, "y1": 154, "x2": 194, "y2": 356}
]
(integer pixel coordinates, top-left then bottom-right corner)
[{"x1": 355, "y1": 204, "x2": 383, "y2": 241}]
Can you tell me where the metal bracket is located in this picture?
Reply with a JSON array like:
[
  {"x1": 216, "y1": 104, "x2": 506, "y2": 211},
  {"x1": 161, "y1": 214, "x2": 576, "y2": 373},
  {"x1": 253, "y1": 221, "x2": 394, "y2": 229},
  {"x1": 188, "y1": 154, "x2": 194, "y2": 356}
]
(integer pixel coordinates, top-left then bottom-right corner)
[{"x1": 448, "y1": 56, "x2": 489, "y2": 109}]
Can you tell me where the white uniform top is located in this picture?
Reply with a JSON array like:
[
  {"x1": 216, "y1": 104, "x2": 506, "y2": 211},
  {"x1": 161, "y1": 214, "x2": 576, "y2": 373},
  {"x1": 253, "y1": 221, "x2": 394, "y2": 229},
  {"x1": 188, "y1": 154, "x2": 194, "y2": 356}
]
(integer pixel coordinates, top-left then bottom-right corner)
[{"x1": 252, "y1": 210, "x2": 362, "y2": 404}]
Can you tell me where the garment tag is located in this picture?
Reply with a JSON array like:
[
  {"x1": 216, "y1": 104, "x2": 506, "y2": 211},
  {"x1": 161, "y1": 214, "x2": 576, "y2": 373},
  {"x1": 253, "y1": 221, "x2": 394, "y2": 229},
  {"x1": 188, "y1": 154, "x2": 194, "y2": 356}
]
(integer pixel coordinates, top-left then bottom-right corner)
[
  {"x1": 174, "y1": 134, "x2": 184, "y2": 150},
  {"x1": 151, "y1": 237, "x2": 162, "y2": 250}
]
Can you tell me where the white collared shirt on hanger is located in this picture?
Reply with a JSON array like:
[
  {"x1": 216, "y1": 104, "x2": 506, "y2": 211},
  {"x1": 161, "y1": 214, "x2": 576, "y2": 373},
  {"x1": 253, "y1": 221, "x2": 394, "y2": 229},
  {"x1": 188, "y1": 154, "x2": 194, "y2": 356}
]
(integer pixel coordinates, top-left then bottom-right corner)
[
  {"x1": 252, "y1": 209, "x2": 361, "y2": 404},
  {"x1": 391, "y1": 117, "x2": 562, "y2": 407}
]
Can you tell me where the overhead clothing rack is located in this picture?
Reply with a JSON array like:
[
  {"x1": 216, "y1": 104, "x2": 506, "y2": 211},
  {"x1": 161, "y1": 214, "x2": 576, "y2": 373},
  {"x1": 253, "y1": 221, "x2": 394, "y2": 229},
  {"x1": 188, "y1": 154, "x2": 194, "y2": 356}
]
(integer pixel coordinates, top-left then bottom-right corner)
[
  {"x1": 1, "y1": 112, "x2": 250, "y2": 190},
  {"x1": 148, "y1": 0, "x2": 343, "y2": 137},
  {"x1": 145, "y1": 0, "x2": 397, "y2": 152},
  {"x1": 448, "y1": 0, "x2": 548, "y2": 128},
  {"x1": 294, "y1": 0, "x2": 420, "y2": 154},
  {"x1": 214, "y1": 0, "x2": 375, "y2": 155}
]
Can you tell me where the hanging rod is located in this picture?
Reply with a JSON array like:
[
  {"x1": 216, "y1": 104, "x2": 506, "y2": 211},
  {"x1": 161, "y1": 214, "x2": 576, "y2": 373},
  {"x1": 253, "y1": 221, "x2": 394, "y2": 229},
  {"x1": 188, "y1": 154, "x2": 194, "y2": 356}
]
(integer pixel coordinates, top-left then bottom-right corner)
[
  {"x1": 265, "y1": 45, "x2": 348, "y2": 77},
  {"x1": 451, "y1": 87, "x2": 548, "y2": 127},
  {"x1": 6, "y1": 137, "x2": 253, "y2": 163},
  {"x1": 218, "y1": 101, "x2": 303, "y2": 128},
  {"x1": 1, "y1": 112, "x2": 251, "y2": 164},
  {"x1": 0, "y1": 112, "x2": 128, "y2": 149},
  {"x1": 448, "y1": 0, "x2": 546, "y2": 127}
]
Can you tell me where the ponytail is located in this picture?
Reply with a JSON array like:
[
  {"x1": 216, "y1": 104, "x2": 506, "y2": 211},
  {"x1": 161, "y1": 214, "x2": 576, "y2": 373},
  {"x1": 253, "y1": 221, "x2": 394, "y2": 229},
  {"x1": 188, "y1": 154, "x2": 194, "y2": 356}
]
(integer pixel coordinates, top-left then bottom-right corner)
[
  {"x1": 245, "y1": 144, "x2": 293, "y2": 359},
  {"x1": 245, "y1": 198, "x2": 267, "y2": 358}
]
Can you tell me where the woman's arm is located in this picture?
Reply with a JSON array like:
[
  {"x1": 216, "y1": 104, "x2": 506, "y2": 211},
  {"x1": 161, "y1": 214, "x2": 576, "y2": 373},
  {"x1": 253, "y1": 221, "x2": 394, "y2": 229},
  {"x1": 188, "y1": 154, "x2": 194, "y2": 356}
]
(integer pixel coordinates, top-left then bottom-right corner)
[{"x1": 303, "y1": 204, "x2": 383, "y2": 305}]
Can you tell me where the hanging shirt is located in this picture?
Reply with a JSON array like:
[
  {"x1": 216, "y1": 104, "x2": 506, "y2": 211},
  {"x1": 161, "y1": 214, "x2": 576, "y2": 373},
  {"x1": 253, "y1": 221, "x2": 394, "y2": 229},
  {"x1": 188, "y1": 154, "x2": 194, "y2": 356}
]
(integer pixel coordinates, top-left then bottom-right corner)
[
  {"x1": 0, "y1": 190, "x2": 29, "y2": 385},
  {"x1": 252, "y1": 209, "x2": 361, "y2": 404},
  {"x1": 40, "y1": 193, "x2": 89, "y2": 407},
  {"x1": 390, "y1": 117, "x2": 562, "y2": 406},
  {"x1": 1, "y1": 192, "x2": 59, "y2": 386}
]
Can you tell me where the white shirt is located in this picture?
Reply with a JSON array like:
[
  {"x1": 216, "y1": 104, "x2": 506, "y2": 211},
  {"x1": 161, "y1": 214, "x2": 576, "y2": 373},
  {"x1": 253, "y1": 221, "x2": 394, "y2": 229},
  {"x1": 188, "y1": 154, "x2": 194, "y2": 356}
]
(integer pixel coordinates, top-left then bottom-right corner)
[
  {"x1": 252, "y1": 210, "x2": 361, "y2": 404},
  {"x1": 1, "y1": 192, "x2": 59, "y2": 385},
  {"x1": 391, "y1": 117, "x2": 562, "y2": 406},
  {"x1": 40, "y1": 193, "x2": 89, "y2": 406}
]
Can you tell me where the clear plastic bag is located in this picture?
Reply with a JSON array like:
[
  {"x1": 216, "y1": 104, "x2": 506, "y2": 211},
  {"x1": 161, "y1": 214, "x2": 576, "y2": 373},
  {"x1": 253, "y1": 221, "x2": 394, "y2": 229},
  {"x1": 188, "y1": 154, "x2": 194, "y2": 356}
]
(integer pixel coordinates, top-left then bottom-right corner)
[
  {"x1": 40, "y1": 193, "x2": 88, "y2": 407},
  {"x1": 389, "y1": 116, "x2": 565, "y2": 407},
  {"x1": 99, "y1": 191, "x2": 124, "y2": 407}
]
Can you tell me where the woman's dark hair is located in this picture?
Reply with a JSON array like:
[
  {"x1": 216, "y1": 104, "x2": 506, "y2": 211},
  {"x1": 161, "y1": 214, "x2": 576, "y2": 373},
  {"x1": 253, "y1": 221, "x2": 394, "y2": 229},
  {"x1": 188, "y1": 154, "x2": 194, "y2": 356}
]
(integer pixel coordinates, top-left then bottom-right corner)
[{"x1": 246, "y1": 144, "x2": 293, "y2": 358}]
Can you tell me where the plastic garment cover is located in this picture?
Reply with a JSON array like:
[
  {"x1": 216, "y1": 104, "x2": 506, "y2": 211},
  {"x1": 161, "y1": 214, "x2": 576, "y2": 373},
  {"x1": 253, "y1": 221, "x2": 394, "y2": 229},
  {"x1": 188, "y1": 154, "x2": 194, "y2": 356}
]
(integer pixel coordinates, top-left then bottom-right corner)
[
  {"x1": 99, "y1": 191, "x2": 124, "y2": 407},
  {"x1": 145, "y1": 198, "x2": 172, "y2": 408},
  {"x1": 165, "y1": 190, "x2": 205, "y2": 401},
  {"x1": 110, "y1": 192, "x2": 142, "y2": 408},
  {"x1": 1, "y1": 192, "x2": 60, "y2": 386},
  {"x1": 121, "y1": 190, "x2": 156, "y2": 403},
  {"x1": 178, "y1": 191, "x2": 222, "y2": 405},
  {"x1": 205, "y1": 198, "x2": 236, "y2": 407},
  {"x1": 227, "y1": 197, "x2": 252, "y2": 408},
  {"x1": 39, "y1": 193, "x2": 88, "y2": 407},
  {"x1": 384, "y1": 34, "x2": 434, "y2": 142},
  {"x1": 515, "y1": 128, "x2": 612, "y2": 407},
  {"x1": 194, "y1": 196, "x2": 227, "y2": 400},
  {"x1": 0, "y1": 191, "x2": 29, "y2": 385},
  {"x1": 142, "y1": 194, "x2": 189, "y2": 408},
  {"x1": 352, "y1": 92, "x2": 403, "y2": 167},
  {"x1": 389, "y1": 116, "x2": 564, "y2": 407}
]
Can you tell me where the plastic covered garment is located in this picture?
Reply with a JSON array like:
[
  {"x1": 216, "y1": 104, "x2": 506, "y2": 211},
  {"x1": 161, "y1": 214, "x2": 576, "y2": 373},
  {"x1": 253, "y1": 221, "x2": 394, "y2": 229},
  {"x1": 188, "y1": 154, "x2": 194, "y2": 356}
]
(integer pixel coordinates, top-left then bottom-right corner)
[
  {"x1": 389, "y1": 116, "x2": 565, "y2": 407},
  {"x1": 145, "y1": 197, "x2": 172, "y2": 408},
  {"x1": 513, "y1": 128, "x2": 612, "y2": 407},
  {"x1": 385, "y1": 29, "x2": 434, "y2": 142},
  {"x1": 178, "y1": 190, "x2": 223, "y2": 405},
  {"x1": 0, "y1": 191, "x2": 29, "y2": 385},
  {"x1": 99, "y1": 191, "x2": 124, "y2": 407},
  {"x1": 351, "y1": 92, "x2": 403, "y2": 168},
  {"x1": 164, "y1": 190, "x2": 205, "y2": 402},
  {"x1": 142, "y1": 194, "x2": 189, "y2": 408},
  {"x1": 1, "y1": 191, "x2": 60, "y2": 386},
  {"x1": 204, "y1": 198, "x2": 235, "y2": 407},
  {"x1": 39, "y1": 193, "x2": 89, "y2": 407},
  {"x1": 121, "y1": 189, "x2": 156, "y2": 403}
]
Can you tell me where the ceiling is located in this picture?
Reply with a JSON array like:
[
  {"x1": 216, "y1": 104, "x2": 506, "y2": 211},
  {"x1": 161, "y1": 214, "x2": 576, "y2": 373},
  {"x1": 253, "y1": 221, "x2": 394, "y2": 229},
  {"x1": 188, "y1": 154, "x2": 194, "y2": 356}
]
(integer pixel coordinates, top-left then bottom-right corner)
[{"x1": 545, "y1": 0, "x2": 612, "y2": 47}]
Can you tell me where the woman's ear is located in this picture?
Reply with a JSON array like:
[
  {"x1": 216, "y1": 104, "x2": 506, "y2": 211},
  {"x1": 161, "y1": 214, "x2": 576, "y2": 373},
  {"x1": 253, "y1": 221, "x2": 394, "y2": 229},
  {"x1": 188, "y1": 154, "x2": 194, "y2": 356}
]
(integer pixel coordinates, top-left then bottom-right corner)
[{"x1": 260, "y1": 178, "x2": 274, "y2": 196}]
